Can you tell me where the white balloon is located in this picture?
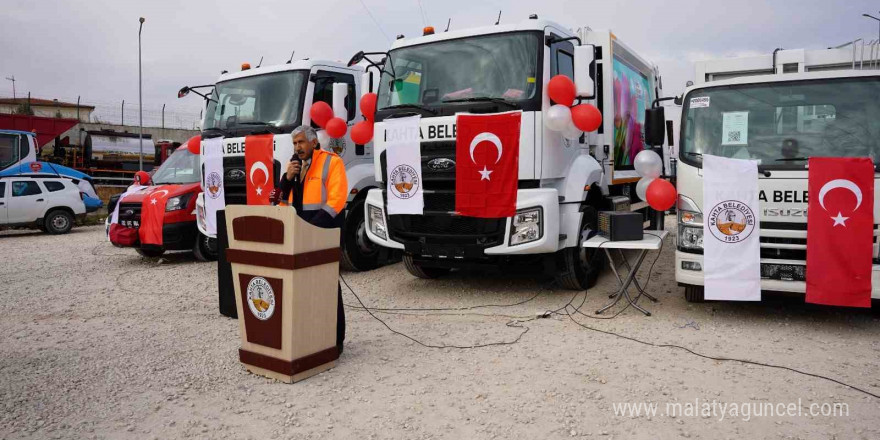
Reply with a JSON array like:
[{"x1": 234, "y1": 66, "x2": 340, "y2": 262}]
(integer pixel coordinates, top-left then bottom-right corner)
[
  {"x1": 545, "y1": 104, "x2": 572, "y2": 132},
  {"x1": 635, "y1": 177, "x2": 655, "y2": 202},
  {"x1": 634, "y1": 149, "x2": 663, "y2": 178},
  {"x1": 562, "y1": 120, "x2": 583, "y2": 140},
  {"x1": 316, "y1": 129, "x2": 331, "y2": 149}
]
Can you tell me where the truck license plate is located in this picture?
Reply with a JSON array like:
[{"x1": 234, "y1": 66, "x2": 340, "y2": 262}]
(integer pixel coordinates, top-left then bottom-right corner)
[
  {"x1": 122, "y1": 220, "x2": 140, "y2": 228},
  {"x1": 760, "y1": 263, "x2": 805, "y2": 282}
]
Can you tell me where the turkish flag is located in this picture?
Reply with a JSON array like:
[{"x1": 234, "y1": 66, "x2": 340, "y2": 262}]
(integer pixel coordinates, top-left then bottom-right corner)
[
  {"x1": 139, "y1": 185, "x2": 174, "y2": 246},
  {"x1": 244, "y1": 134, "x2": 274, "y2": 205},
  {"x1": 455, "y1": 112, "x2": 521, "y2": 218},
  {"x1": 806, "y1": 157, "x2": 874, "y2": 307}
]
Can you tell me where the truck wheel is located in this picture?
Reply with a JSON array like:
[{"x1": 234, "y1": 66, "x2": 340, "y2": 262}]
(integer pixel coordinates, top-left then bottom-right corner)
[
  {"x1": 193, "y1": 233, "x2": 218, "y2": 262},
  {"x1": 341, "y1": 199, "x2": 380, "y2": 271},
  {"x1": 684, "y1": 285, "x2": 705, "y2": 303},
  {"x1": 136, "y1": 248, "x2": 165, "y2": 258},
  {"x1": 554, "y1": 207, "x2": 604, "y2": 290},
  {"x1": 403, "y1": 253, "x2": 451, "y2": 279},
  {"x1": 44, "y1": 209, "x2": 74, "y2": 235}
]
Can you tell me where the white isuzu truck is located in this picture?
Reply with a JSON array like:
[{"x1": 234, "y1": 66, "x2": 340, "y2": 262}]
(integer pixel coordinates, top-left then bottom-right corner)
[
  {"x1": 180, "y1": 59, "x2": 384, "y2": 271},
  {"x1": 352, "y1": 17, "x2": 668, "y2": 289},
  {"x1": 668, "y1": 45, "x2": 880, "y2": 302}
]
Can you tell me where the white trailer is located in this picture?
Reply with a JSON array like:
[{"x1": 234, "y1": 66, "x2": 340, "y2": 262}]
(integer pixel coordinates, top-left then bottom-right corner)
[
  {"x1": 352, "y1": 17, "x2": 668, "y2": 289},
  {"x1": 667, "y1": 44, "x2": 880, "y2": 301}
]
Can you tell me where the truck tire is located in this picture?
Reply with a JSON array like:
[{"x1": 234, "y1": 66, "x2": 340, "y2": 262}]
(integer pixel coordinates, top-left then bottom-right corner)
[
  {"x1": 341, "y1": 199, "x2": 380, "y2": 271},
  {"x1": 554, "y1": 207, "x2": 603, "y2": 290},
  {"x1": 193, "y1": 233, "x2": 218, "y2": 262},
  {"x1": 684, "y1": 285, "x2": 705, "y2": 303},
  {"x1": 136, "y1": 248, "x2": 165, "y2": 258},
  {"x1": 44, "y1": 209, "x2": 74, "y2": 235},
  {"x1": 403, "y1": 253, "x2": 450, "y2": 279}
]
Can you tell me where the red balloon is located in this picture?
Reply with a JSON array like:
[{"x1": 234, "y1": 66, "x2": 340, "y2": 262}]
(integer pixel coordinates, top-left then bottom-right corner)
[
  {"x1": 570, "y1": 104, "x2": 602, "y2": 132},
  {"x1": 646, "y1": 179, "x2": 677, "y2": 211},
  {"x1": 360, "y1": 93, "x2": 378, "y2": 122},
  {"x1": 310, "y1": 101, "x2": 334, "y2": 128},
  {"x1": 325, "y1": 117, "x2": 347, "y2": 139},
  {"x1": 185, "y1": 135, "x2": 201, "y2": 154},
  {"x1": 547, "y1": 75, "x2": 576, "y2": 106},
  {"x1": 351, "y1": 120, "x2": 374, "y2": 145},
  {"x1": 134, "y1": 170, "x2": 151, "y2": 186}
]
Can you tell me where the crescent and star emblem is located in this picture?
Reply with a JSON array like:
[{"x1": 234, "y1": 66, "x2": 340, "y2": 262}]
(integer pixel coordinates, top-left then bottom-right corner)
[
  {"x1": 249, "y1": 161, "x2": 270, "y2": 195},
  {"x1": 817, "y1": 179, "x2": 863, "y2": 227},
  {"x1": 149, "y1": 189, "x2": 169, "y2": 205},
  {"x1": 469, "y1": 132, "x2": 503, "y2": 181}
]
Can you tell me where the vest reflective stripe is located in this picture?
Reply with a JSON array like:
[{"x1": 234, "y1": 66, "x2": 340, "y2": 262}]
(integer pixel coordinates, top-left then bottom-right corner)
[{"x1": 290, "y1": 150, "x2": 341, "y2": 217}]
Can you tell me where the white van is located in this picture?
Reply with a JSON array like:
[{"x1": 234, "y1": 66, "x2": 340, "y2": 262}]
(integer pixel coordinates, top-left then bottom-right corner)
[{"x1": 0, "y1": 177, "x2": 87, "y2": 234}]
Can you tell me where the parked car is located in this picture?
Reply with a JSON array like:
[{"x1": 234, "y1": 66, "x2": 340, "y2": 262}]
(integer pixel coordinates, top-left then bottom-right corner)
[
  {"x1": 108, "y1": 144, "x2": 217, "y2": 261},
  {"x1": 0, "y1": 176, "x2": 87, "y2": 234}
]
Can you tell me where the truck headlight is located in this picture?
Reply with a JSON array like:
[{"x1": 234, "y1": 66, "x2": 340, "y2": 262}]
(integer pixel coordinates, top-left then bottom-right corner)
[
  {"x1": 165, "y1": 194, "x2": 191, "y2": 212},
  {"x1": 510, "y1": 207, "x2": 543, "y2": 246},
  {"x1": 368, "y1": 204, "x2": 387, "y2": 240},
  {"x1": 677, "y1": 195, "x2": 703, "y2": 250}
]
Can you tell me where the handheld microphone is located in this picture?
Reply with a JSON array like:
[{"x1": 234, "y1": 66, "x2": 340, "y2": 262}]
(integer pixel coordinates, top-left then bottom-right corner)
[{"x1": 291, "y1": 154, "x2": 303, "y2": 183}]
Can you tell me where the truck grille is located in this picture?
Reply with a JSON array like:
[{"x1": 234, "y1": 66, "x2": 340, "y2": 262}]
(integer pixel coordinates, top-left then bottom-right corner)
[
  {"x1": 759, "y1": 221, "x2": 880, "y2": 263},
  {"x1": 381, "y1": 141, "x2": 457, "y2": 213},
  {"x1": 117, "y1": 202, "x2": 141, "y2": 228},
  {"x1": 222, "y1": 157, "x2": 282, "y2": 206}
]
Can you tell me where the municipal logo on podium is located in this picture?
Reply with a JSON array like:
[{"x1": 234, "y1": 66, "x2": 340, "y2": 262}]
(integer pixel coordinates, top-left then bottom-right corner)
[{"x1": 246, "y1": 277, "x2": 276, "y2": 320}]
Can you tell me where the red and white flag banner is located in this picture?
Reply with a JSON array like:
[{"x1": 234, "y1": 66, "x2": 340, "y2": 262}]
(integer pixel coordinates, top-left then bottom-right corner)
[
  {"x1": 244, "y1": 134, "x2": 274, "y2": 206},
  {"x1": 455, "y1": 111, "x2": 521, "y2": 218},
  {"x1": 806, "y1": 157, "x2": 874, "y2": 307}
]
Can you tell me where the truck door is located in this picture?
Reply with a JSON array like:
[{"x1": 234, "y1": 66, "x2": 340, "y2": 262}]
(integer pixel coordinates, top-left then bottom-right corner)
[
  {"x1": 7, "y1": 180, "x2": 45, "y2": 223},
  {"x1": 543, "y1": 33, "x2": 580, "y2": 178},
  {"x1": 310, "y1": 70, "x2": 358, "y2": 164},
  {"x1": 0, "y1": 182, "x2": 7, "y2": 224}
]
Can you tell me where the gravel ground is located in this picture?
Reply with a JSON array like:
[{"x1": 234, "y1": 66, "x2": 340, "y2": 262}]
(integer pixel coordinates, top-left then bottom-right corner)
[{"x1": 1, "y1": 221, "x2": 879, "y2": 439}]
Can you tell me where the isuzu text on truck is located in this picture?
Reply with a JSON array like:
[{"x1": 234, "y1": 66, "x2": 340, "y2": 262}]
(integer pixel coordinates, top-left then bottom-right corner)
[
  {"x1": 668, "y1": 45, "x2": 880, "y2": 302},
  {"x1": 353, "y1": 17, "x2": 669, "y2": 289}
]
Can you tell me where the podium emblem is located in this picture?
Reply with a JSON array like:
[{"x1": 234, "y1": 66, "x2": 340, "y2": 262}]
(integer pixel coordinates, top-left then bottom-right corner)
[{"x1": 246, "y1": 276, "x2": 276, "y2": 320}]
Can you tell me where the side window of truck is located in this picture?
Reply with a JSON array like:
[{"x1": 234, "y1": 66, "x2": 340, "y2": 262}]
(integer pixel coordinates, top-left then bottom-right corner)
[
  {"x1": 550, "y1": 37, "x2": 576, "y2": 81},
  {"x1": 311, "y1": 72, "x2": 357, "y2": 128}
]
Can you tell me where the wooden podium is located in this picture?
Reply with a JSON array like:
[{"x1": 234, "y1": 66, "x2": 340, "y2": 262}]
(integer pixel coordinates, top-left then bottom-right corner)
[{"x1": 225, "y1": 205, "x2": 340, "y2": 383}]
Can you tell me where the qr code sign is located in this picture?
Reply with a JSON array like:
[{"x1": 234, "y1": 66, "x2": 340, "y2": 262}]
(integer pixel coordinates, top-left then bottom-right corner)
[{"x1": 727, "y1": 131, "x2": 741, "y2": 143}]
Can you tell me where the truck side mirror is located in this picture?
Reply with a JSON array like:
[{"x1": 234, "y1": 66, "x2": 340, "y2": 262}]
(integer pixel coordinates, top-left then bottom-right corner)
[
  {"x1": 644, "y1": 107, "x2": 666, "y2": 146},
  {"x1": 360, "y1": 70, "x2": 376, "y2": 98},
  {"x1": 574, "y1": 44, "x2": 596, "y2": 99},
  {"x1": 332, "y1": 82, "x2": 349, "y2": 121}
]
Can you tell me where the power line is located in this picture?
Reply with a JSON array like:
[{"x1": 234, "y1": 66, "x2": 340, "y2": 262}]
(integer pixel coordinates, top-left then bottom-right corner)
[
  {"x1": 358, "y1": 0, "x2": 392, "y2": 44},
  {"x1": 416, "y1": 0, "x2": 428, "y2": 26}
]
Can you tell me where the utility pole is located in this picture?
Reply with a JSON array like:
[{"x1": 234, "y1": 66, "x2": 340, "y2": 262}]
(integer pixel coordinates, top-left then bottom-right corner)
[
  {"x1": 4, "y1": 75, "x2": 15, "y2": 100},
  {"x1": 138, "y1": 16, "x2": 146, "y2": 171}
]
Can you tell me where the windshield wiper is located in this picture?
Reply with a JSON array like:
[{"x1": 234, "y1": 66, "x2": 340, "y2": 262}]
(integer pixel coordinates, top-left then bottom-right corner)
[
  {"x1": 202, "y1": 127, "x2": 230, "y2": 137},
  {"x1": 774, "y1": 157, "x2": 808, "y2": 162},
  {"x1": 233, "y1": 122, "x2": 282, "y2": 134},
  {"x1": 684, "y1": 152, "x2": 703, "y2": 157},
  {"x1": 441, "y1": 96, "x2": 519, "y2": 109},
  {"x1": 382, "y1": 103, "x2": 437, "y2": 115}
]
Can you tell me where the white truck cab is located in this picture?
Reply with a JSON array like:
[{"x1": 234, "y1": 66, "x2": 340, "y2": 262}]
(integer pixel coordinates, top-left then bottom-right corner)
[
  {"x1": 0, "y1": 176, "x2": 86, "y2": 234},
  {"x1": 353, "y1": 17, "x2": 668, "y2": 289},
  {"x1": 183, "y1": 59, "x2": 383, "y2": 270},
  {"x1": 671, "y1": 46, "x2": 880, "y2": 301}
]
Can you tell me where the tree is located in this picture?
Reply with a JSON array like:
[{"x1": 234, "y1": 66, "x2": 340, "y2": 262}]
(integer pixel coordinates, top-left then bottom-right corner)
[{"x1": 15, "y1": 102, "x2": 34, "y2": 116}]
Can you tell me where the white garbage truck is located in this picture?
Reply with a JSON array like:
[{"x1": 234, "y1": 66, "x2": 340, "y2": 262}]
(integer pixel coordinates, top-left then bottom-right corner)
[
  {"x1": 666, "y1": 44, "x2": 880, "y2": 301},
  {"x1": 179, "y1": 59, "x2": 385, "y2": 317},
  {"x1": 351, "y1": 17, "x2": 669, "y2": 289},
  {"x1": 179, "y1": 59, "x2": 384, "y2": 271}
]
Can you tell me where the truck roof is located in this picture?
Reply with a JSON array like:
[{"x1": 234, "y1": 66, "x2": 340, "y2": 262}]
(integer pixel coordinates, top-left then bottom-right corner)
[
  {"x1": 216, "y1": 59, "x2": 363, "y2": 83},
  {"x1": 391, "y1": 18, "x2": 575, "y2": 50},
  {"x1": 683, "y1": 69, "x2": 880, "y2": 95}
]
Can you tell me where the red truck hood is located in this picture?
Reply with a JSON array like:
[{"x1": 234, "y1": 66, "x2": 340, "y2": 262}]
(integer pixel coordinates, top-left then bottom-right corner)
[{"x1": 119, "y1": 182, "x2": 201, "y2": 204}]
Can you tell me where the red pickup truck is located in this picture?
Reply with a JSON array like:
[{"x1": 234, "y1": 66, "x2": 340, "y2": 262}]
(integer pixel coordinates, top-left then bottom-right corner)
[{"x1": 109, "y1": 145, "x2": 217, "y2": 261}]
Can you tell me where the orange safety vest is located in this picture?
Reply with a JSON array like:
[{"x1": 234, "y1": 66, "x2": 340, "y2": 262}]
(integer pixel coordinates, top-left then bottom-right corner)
[{"x1": 287, "y1": 149, "x2": 348, "y2": 217}]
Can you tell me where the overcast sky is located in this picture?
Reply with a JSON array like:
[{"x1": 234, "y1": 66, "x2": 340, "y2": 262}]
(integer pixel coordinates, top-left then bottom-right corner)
[{"x1": 2, "y1": 0, "x2": 879, "y2": 118}]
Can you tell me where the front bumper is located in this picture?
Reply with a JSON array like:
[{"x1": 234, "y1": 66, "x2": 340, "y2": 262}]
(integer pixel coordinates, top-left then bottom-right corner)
[
  {"x1": 364, "y1": 188, "x2": 562, "y2": 257},
  {"x1": 675, "y1": 250, "x2": 880, "y2": 299},
  {"x1": 112, "y1": 221, "x2": 199, "y2": 251},
  {"x1": 195, "y1": 192, "x2": 216, "y2": 239}
]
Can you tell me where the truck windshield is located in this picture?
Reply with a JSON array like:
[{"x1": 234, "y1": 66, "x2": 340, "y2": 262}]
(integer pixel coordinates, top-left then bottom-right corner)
[
  {"x1": 203, "y1": 70, "x2": 307, "y2": 130},
  {"x1": 377, "y1": 32, "x2": 541, "y2": 109},
  {"x1": 681, "y1": 77, "x2": 880, "y2": 168},
  {"x1": 151, "y1": 148, "x2": 200, "y2": 184},
  {"x1": 0, "y1": 134, "x2": 19, "y2": 169}
]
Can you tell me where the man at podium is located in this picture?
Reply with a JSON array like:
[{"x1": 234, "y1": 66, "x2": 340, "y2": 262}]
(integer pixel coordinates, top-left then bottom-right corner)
[{"x1": 276, "y1": 125, "x2": 348, "y2": 353}]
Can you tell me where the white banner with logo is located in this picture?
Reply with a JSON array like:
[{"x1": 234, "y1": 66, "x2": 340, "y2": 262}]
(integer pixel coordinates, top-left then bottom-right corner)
[
  {"x1": 202, "y1": 137, "x2": 225, "y2": 236},
  {"x1": 385, "y1": 115, "x2": 424, "y2": 215},
  {"x1": 703, "y1": 155, "x2": 761, "y2": 301}
]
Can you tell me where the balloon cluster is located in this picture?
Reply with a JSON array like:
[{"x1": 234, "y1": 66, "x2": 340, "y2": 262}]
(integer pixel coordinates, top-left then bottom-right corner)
[
  {"x1": 545, "y1": 75, "x2": 602, "y2": 139},
  {"x1": 633, "y1": 149, "x2": 677, "y2": 211},
  {"x1": 308, "y1": 93, "x2": 378, "y2": 144}
]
